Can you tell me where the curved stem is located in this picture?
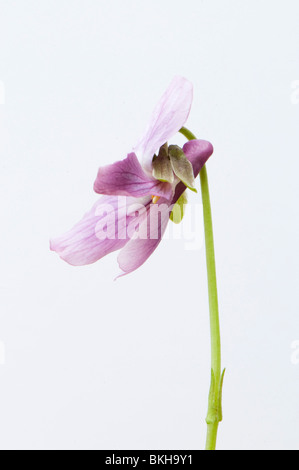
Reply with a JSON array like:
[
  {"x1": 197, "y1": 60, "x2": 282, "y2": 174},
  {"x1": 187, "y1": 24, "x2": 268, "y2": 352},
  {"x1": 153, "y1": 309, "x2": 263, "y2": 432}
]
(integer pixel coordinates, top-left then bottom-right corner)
[{"x1": 179, "y1": 127, "x2": 224, "y2": 451}]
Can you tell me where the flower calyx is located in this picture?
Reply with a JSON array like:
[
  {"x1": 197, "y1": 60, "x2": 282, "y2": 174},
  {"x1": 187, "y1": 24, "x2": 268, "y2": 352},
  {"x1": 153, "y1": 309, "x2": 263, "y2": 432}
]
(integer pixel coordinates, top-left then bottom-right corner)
[{"x1": 152, "y1": 143, "x2": 197, "y2": 193}]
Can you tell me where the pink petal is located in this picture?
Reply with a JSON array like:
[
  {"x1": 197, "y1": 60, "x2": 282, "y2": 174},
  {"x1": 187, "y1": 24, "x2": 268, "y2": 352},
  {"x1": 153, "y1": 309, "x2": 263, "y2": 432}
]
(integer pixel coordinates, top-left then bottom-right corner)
[
  {"x1": 50, "y1": 196, "x2": 138, "y2": 266},
  {"x1": 94, "y1": 152, "x2": 174, "y2": 200},
  {"x1": 183, "y1": 139, "x2": 214, "y2": 177},
  {"x1": 172, "y1": 139, "x2": 214, "y2": 204},
  {"x1": 117, "y1": 199, "x2": 171, "y2": 276},
  {"x1": 134, "y1": 76, "x2": 193, "y2": 173}
]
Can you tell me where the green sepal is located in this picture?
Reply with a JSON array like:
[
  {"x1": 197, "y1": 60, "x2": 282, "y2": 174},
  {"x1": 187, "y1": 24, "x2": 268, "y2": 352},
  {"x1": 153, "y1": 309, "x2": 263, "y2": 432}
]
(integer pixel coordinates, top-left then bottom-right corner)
[
  {"x1": 152, "y1": 143, "x2": 174, "y2": 183},
  {"x1": 170, "y1": 191, "x2": 188, "y2": 224},
  {"x1": 168, "y1": 145, "x2": 197, "y2": 192}
]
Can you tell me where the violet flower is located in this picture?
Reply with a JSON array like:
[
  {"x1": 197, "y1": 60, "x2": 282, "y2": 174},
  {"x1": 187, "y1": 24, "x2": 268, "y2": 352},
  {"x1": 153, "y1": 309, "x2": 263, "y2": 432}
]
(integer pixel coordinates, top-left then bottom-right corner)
[{"x1": 50, "y1": 77, "x2": 213, "y2": 276}]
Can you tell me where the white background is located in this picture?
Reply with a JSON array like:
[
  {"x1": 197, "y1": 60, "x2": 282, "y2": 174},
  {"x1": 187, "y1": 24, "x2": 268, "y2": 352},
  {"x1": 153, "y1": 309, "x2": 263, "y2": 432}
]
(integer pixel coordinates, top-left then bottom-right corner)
[{"x1": 0, "y1": 0, "x2": 298, "y2": 450}]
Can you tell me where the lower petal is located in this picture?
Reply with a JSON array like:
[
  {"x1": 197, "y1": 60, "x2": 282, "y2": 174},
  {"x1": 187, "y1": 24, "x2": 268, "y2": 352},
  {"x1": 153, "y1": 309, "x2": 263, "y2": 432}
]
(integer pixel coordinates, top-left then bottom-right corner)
[
  {"x1": 50, "y1": 196, "x2": 128, "y2": 266},
  {"x1": 117, "y1": 199, "x2": 171, "y2": 276}
]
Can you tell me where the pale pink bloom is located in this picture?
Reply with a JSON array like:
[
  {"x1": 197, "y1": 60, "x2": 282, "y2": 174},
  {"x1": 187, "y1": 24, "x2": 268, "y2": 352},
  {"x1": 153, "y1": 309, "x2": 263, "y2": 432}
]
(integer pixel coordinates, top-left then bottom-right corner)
[{"x1": 50, "y1": 77, "x2": 213, "y2": 275}]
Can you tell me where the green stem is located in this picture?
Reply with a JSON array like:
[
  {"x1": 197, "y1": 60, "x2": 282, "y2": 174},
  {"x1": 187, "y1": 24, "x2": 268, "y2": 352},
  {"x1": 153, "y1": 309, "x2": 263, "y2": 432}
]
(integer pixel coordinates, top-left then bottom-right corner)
[{"x1": 179, "y1": 126, "x2": 224, "y2": 451}]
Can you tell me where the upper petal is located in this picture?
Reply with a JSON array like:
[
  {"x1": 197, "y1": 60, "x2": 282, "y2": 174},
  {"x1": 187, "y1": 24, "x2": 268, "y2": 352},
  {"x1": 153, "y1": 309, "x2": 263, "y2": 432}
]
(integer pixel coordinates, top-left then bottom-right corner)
[
  {"x1": 134, "y1": 76, "x2": 193, "y2": 173},
  {"x1": 94, "y1": 152, "x2": 174, "y2": 200}
]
